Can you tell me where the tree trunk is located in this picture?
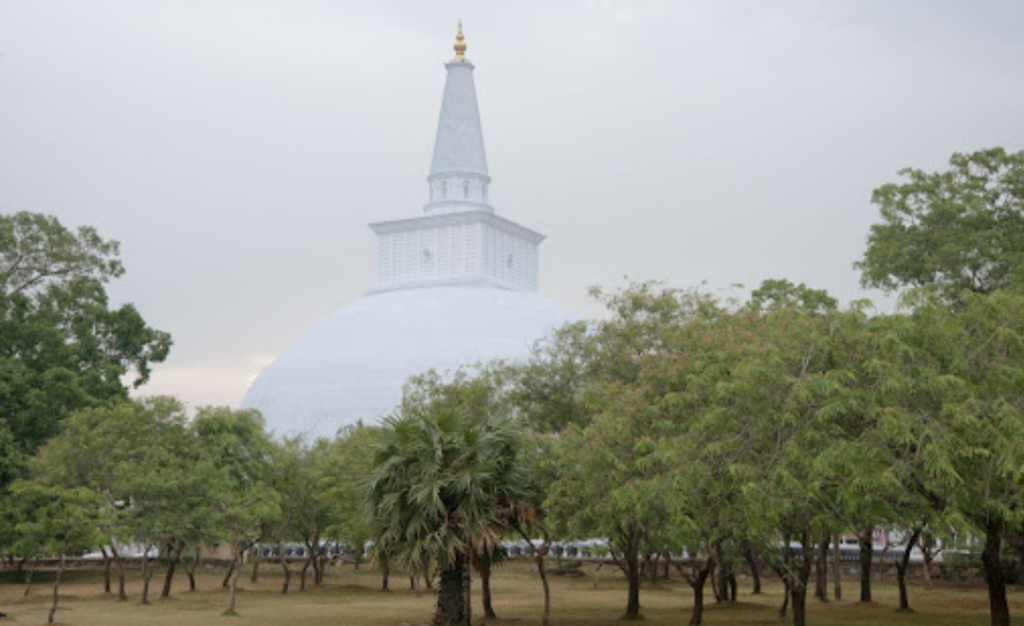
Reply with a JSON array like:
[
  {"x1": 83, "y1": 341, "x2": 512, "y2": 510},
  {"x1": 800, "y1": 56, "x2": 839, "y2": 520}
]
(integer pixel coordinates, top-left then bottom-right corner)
[
  {"x1": 792, "y1": 582, "x2": 808, "y2": 626},
  {"x1": 715, "y1": 545, "x2": 731, "y2": 605},
  {"x1": 919, "y1": 533, "x2": 936, "y2": 591},
  {"x1": 380, "y1": 557, "x2": 389, "y2": 592},
  {"x1": 536, "y1": 550, "x2": 551, "y2": 626},
  {"x1": 815, "y1": 533, "x2": 829, "y2": 601},
  {"x1": 225, "y1": 541, "x2": 242, "y2": 615},
  {"x1": 48, "y1": 552, "x2": 65, "y2": 624},
  {"x1": 514, "y1": 523, "x2": 551, "y2": 626},
  {"x1": 463, "y1": 550, "x2": 472, "y2": 626},
  {"x1": 859, "y1": 527, "x2": 873, "y2": 602},
  {"x1": 1010, "y1": 525, "x2": 1024, "y2": 586},
  {"x1": 161, "y1": 538, "x2": 185, "y2": 598},
  {"x1": 424, "y1": 561, "x2": 434, "y2": 590},
  {"x1": 250, "y1": 545, "x2": 261, "y2": 583},
  {"x1": 613, "y1": 520, "x2": 644, "y2": 619},
  {"x1": 305, "y1": 535, "x2": 322, "y2": 587},
  {"x1": 480, "y1": 558, "x2": 497, "y2": 619},
  {"x1": 316, "y1": 547, "x2": 328, "y2": 586},
  {"x1": 778, "y1": 531, "x2": 792, "y2": 618},
  {"x1": 744, "y1": 544, "x2": 761, "y2": 594},
  {"x1": 23, "y1": 558, "x2": 38, "y2": 597},
  {"x1": 185, "y1": 546, "x2": 201, "y2": 592},
  {"x1": 434, "y1": 552, "x2": 469, "y2": 626},
  {"x1": 832, "y1": 534, "x2": 842, "y2": 600},
  {"x1": 100, "y1": 547, "x2": 112, "y2": 594},
  {"x1": 688, "y1": 560, "x2": 713, "y2": 626},
  {"x1": 982, "y1": 521, "x2": 1010, "y2": 626},
  {"x1": 789, "y1": 530, "x2": 813, "y2": 626},
  {"x1": 896, "y1": 527, "x2": 922, "y2": 612},
  {"x1": 141, "y1": 549, "x2": 156, "y2": 605},
  {"x1": 625, "y1": 539, "x2": 641, "y2": 618},
  {"x1": 222, "y1": 561, "x2": 234, "y2": 588},
  {"x1": 111, "y1": 545, "x2": 127, "y2": 600},
  {"x1": 281, "y1": 557, "x2": 293, "y2": 595},
  {"x1": 300, "y1": 551, "x2": 313, "y2": 591}
]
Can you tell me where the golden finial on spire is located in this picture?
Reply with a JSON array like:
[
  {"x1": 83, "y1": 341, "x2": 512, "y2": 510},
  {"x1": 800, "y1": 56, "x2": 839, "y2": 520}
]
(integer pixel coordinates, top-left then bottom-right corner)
[{"x1": 453, "y1": 20, "x2": 467, "y2": 61}]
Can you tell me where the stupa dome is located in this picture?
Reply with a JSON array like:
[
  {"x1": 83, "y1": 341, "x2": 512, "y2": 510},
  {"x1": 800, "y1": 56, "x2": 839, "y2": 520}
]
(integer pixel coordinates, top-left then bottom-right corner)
[
  {"x1": 242, "y1": 25, "x2": 578, "y2": 438},
  {"x1": 242, "y1": 286, "x2": 575, "y2": 438}
]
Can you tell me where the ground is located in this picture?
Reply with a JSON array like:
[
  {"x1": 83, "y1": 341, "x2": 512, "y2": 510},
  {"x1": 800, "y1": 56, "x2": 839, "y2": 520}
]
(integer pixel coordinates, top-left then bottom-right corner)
[{"x1": 1, "y1": 561, "x2": 1022, "y2": 625}]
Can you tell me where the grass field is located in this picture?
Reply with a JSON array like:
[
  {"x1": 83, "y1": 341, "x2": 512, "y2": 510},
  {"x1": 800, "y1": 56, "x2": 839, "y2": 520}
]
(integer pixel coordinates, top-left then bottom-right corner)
[{"x1": 1, "y1": 561, "x2": 1022, "y2": 625}]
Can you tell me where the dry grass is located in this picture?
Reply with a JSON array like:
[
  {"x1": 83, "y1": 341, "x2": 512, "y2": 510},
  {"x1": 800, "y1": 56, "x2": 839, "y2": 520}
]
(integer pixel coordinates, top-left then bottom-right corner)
[{"x1": 1, "y1": 561, "x2": 1021, "y2": 626}]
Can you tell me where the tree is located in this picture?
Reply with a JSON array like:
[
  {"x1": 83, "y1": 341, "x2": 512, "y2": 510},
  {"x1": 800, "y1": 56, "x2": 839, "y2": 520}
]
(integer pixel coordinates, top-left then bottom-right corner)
[
  {"x1": 640, "y1": 300, "x2": 775, "y2": 625},
  {"x1": 499, "y1": 427, "x2": 568, "y2": 626},
  {"x1": 507, "y1": 321, "x2": 592, "y2": 433},
  {"x1": 0, "y1": 212, "x2": 171, "y2": 454},
  {"x1": 367, "y1": 372, "x2": 529, "y2": 626},
  {"x1": 858, "y1": 148, "x2": 1024, "y2": 625},
  {"x1": 291, "y1": 437, "x2": 343, "y2": 590},
  {"x1": 548, "y1": 387, "x2": 679, "y2": 620},
  {"x1": 677, "y1": 296, "x2": 890, "y2": 626},
  {"x1": 750, "y1": 278, "x2": 838, "y2": 314},
  {"x1": 0, "y1": 425, "x2": 21, "y2": 585},
  {"x1": 266, "y1": 438, "x2": 304, "y2": 593},
  {"x1": 264, "y1": 429, "x2": 378, "y2": 594},
  {"x1": 126, "y1": 398, "x2": 217, "y2": 603},
  {"x1": 26, "y1": 397, "x2": 212, "y2": 602},
  {"x1": 192, "y1": 406, "x2": 279, "y2": 616},
  {"x1": 10, "y1": 482, "x2": 102, "y2": 624},
  {"x1": 875, "y1": 288, "x2": 1024, "y2": 626},
  {"x1": 858, "y1": 147, "x2": 1024, "y2": 298},
  {"x1": 542, "y1": 284, "x2": 707, "y2": 619},
  {"x1": 322, "y1": 426, "x2": 379, "y2": 571},
  {"x1": 715, "y1": 306, "x2": 843, "y2": 626},
  {"x1": 0, "y1": 213, "x2": 169, "y2": 604}
]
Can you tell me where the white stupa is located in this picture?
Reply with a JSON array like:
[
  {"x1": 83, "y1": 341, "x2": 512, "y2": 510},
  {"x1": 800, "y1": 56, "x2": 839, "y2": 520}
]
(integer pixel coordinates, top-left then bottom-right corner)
[{"x1": 242, "y1": 25, "x2": 578, "y2": 439}]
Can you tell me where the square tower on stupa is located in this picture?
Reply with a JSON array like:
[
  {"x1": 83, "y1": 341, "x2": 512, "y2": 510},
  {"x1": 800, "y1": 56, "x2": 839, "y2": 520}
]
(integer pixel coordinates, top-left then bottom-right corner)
[{"x1": 370, "y1": 22, "x2": 543, "y2": 293}]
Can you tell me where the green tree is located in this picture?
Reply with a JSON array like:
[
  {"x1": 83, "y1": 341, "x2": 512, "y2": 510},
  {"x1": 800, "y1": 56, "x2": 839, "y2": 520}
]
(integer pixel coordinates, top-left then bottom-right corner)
[
  {"x1": 549, "y1": 389, "x2": 678, "y2": 620},
  {"x1": 26, "y1": 397, "x2": 214, "y2": 601},
  {"x1": 266, "y1": 437, "x2": 306, "y2": 594},
  {"x1": 192, "y1": 406, "x2": 279, "y2": 616},
  {"x1": 0, "y1": 426, "x2": 21, "y2": 568},
  {"x1": 500, "y1": 429, "x2": 561, "y2": 626},
  {"x1": 877, "y1": 289, "x2": 1024, "y2": 626},
  {"x1": 507, "y1": 322, "x2": 592, "y2": 433},
  {"x1": 0, "y1": 212, "x2": 171, "y2": 454},
  {"x1": 322, "y1": 426, "x2": 380, "y2": 571},
  {"x1": 640, "y1": 301, "x2": 770, "y2": 625},
  {"x1": 750, "y1": 278, "x2": 838, "y2": 314},
  {"x1": 512, "y1": 282, "x2": 705, "y2": 436},
  {"x1": 10, "y1": 482, "x2": 102, "y2": 623},
  {"x1": 858, "y1": 147, "x2": 1024, "y2": 298},
  {"x1": 713, "y1": 306, "x2": 840, "y2": 626},
  {"x1": 541, "y1": 283, "x2": 706, "y2": 619},
  {"x1": 674, "y1": 298, "x2": 889, "y2": 626},
  {"x1": 291, "y1": 437, "x2": 344, "y2": 590},
  {"x1": 367, "y1": 373, "x2": 529, "y2": 626}
]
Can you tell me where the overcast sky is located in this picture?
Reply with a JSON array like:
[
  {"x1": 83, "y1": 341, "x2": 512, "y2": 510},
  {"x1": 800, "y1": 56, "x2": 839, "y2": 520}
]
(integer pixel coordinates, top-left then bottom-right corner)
[{"x1": 2, "y1": 0, "x2": 1023, "y2": 409}]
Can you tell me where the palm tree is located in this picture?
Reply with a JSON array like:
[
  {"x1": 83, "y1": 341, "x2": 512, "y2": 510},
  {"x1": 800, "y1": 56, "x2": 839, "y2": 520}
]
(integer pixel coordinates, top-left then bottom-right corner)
[{"x1": 366, "y1": 374, "x2": 528, "y2": 626}]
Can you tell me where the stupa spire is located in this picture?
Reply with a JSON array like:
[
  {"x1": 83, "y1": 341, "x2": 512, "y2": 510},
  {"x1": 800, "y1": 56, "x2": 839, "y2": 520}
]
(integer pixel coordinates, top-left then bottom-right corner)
[
  {"x1": 425, "y1": 22, "x2": 492, "y2": 216},
  {"x1": 453, "y1": 20, "x2": 467, "y2": 61}
]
